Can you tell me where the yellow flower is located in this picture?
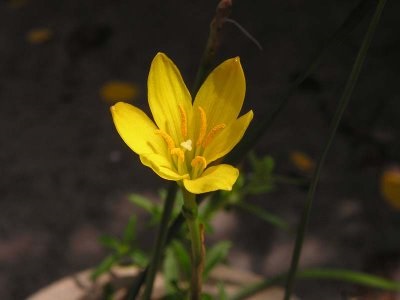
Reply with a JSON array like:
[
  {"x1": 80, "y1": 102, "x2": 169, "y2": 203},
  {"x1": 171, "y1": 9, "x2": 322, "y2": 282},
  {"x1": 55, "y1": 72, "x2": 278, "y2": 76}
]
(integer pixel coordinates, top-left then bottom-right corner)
[
  {"x1": 100, "y1": 80, "x2": 139, "y2": 104},
  {"x1": 381, "y1": 167, "x2": 400, "y2": 210},
  {"x1": 290, "y1": 151, "x2": 315, "y2": 174},
  {"x1": 111, "y1": 53, "x2": 253, "y2": 194},
  {"x1": 26, "y1": 28, "x2": 52, "y2": 44}
]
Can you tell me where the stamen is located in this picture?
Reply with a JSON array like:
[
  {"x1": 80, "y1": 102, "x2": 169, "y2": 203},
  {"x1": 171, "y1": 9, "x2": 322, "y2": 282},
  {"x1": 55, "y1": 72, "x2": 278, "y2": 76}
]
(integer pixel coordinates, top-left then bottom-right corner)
[
  {"x1": 178, "y1": 105, "x2": 188, "y2": 139},
  {"x1": 203, "y1": 123, "x2": 226, "y2": 147},
  {"x1": 197, "y1": 106, "x2": 207, "y2": 146},
  {"x1": 171, "y1": 147, "x2": 185, "y2": 162},
  {"x1": 180, "y1": 139, "x2": 192, "y2": 151},
  {"x1": 155, "y1": 129, "x2": 175, "y2": 150},
  {"x1": 191, "y1": 156, "x2": 207, "y2": 170}
]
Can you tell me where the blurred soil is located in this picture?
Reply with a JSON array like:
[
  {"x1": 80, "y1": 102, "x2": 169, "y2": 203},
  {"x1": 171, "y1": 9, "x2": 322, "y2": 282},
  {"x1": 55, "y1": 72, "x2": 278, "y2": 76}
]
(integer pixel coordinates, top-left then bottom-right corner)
[{"x1": 1, "y1": 0, "x2": 400, "y2": 299}]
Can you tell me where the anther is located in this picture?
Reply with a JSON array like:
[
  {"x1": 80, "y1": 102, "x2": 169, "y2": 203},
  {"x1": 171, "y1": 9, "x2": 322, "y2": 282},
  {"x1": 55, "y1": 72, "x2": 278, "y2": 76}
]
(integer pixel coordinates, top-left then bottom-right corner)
[
  {"x1": 203, "y1": 124, "x2": 226, "y2": 147},
  {"x1": 197, "y1": 106, "x2": 207, "y2": 146},
  {"x1": 191, "y1": 156, "x2": 207, "y2": 170},
  {"x1": 171, "y1": 147, "x2": 185, "y2": 162},
  {"x1": 178, "y1": 105, "x2": 188, "y2": 139},
  {"x1": 155, "y1": 129, "x2": 175, "y2": 150}
]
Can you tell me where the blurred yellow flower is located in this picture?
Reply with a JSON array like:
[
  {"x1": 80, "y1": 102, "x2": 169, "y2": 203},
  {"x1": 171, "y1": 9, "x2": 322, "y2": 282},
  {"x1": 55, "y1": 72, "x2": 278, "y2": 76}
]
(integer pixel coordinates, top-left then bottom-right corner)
[
  {"x1": 100, "y1": 81, "x2": 139, "y2": 104},
  {"x1": 111, "y1": 53, "x2": 253, "y2": 194},
  {"x1": 290, "y1": 151, "x2": 315, "y2": 173},
  {"x1": 381, "y1": 167, "x2": 400, "y2": 210},
  {"x1": 26, "y1": 28, "x2": 52, "y2": 44},
  {"x1": 8, "y1": 0, "x2": 28, "y2": 9}
]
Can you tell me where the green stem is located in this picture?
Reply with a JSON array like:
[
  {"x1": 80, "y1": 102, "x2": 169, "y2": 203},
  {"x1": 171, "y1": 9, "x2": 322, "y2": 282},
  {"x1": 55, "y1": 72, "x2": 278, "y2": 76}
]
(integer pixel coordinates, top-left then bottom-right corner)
[
  {"x1": 141, "y1": 184, "x2": 178, "y2": 300},
  {"x1": 227, "y1": 0, "x2": 377, "y2": 164},
  {"x1": 182, "y1": 189, "x2": 204, "y2": 300},
  {"x1": 283, "y1": 1, "x2": 387, "y2": 300},
  {"x1": 232, "y1": 267, "x2": 400, "y2": 300}
]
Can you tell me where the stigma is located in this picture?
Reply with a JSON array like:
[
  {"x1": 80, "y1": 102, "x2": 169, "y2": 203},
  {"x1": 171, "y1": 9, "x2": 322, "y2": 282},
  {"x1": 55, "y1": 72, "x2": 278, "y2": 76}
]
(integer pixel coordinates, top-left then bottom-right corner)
[{"x1": 180, "y1": 139, "x2": 193, "y2": 151}]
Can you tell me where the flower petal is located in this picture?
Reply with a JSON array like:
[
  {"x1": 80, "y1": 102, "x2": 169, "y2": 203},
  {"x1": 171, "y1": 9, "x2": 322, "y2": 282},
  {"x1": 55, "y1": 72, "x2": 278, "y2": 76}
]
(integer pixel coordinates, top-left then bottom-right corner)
[
  {"x1": 111, "y1": 102, "x2": 165, "y2": 155},
  {"x1": 140, "y1": 153, "x2": 189, "y2": 181},
  {"x1": 193, "y1": 57, "x2": 245, "y2": 129},
  {"x1": 183, "y1": 164, "x2": 239, "y2": 194},
  {"x1": 148, "y1": 53, "x2": 193, "y2": 142},
  {"x1": 204, "y1": 110, "x2": 253, "y2": 164}
]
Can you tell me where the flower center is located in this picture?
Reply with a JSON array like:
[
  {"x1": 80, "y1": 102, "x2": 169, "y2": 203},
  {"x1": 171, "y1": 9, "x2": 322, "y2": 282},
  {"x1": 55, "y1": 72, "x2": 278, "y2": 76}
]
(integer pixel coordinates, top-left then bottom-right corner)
[{"x1": 154, "y1": 105, "x2": 227, "y2": 179}]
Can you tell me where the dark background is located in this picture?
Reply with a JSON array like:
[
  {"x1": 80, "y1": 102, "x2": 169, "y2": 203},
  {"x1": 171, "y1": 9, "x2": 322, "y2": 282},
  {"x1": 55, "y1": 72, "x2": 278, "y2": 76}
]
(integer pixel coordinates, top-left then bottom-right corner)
[{"x1": 1, "y1": 0, "x2": 399, "y2": 299}]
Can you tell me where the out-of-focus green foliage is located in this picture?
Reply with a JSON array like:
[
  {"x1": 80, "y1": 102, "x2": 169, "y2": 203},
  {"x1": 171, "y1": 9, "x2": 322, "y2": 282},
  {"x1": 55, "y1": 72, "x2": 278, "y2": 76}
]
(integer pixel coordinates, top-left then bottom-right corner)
[{"x1": 91, "y1": 216, "x2": 148, "y2": 280}]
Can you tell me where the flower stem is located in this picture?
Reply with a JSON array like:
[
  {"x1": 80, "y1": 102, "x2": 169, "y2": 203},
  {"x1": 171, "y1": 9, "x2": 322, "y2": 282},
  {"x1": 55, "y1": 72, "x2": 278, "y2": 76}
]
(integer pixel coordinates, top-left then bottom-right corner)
[
  {"x1": 182, "y1": 189, "x2": 205, "y2": 300},
  {"x1": 283, "y1": 1, "x2": 387, "y2": 299},
  {"x1": 193, "y1": 0, "x2": 232, "y2": 94},
  {"x1": 141, "y1": 184, "x2": 177, "y2": 300}
]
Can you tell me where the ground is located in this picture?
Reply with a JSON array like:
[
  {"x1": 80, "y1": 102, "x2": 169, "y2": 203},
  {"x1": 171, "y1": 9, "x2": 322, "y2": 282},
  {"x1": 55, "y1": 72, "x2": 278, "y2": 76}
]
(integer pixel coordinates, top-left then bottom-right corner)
[{"x1": 1, "y1": 0, "x2": 400, "y2": 299}]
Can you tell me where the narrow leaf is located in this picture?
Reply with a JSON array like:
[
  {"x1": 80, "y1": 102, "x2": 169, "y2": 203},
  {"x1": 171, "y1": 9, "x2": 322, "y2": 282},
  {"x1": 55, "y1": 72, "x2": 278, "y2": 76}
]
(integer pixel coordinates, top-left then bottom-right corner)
[
  {"x1": 171, "y1": 240, "x2": 191, "y2": 277},
  {"x1": 98, "y1": 235, "x2": 121, "y2": 250},
  {"x1": 128, "y1": 194, "x2": 156, "y2": 213},
  {"x1": 163, "y1": 246, "x2": 180, "y2": 294},
  {"x1": 235, "y1": 202, "x2": 289, "y2": 231},
  {"x1": 123, "y1": 216, "x2": 137, "y2": 244},
  {"x1": 204, "y1": 241, "x2": 232, "y2": 279},
  {"x1": 91, "y1": 255, "x2": 118, "y2": 280},
  {"x1": 232, "y1": 268, "x2": 400, "y2": 300}
]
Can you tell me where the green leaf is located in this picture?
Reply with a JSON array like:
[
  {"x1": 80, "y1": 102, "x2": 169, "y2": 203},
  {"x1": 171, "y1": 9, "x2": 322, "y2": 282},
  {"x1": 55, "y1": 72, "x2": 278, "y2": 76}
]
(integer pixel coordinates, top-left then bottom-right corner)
[
  {"x1": 102, "y1": 283, "x2": 115, "y2": 300},
  {"x1": 131, "y1": 249, "x2": 149, "y2": 268},
  {"x1": 171, "y1": 240, "x2": 191, "y2": 277},
  {"x1": 246, "y1": 153, "x2": 276, "y2": 194},
  {"x1": 231, "y1": 268, "x2": 400, "y2": 300},
  {"x1": 123, "y1": 215, "x2": 137, "y2": 244},
  {"x1": 98, "y1": 235, "x2": 121, "y2": 251},
  {"x1": 91, "y1": 255, "x2": 118, "y2": 280},
  {"x1": 128, "y1": 194, "x2": 156, "y2": 214},
  {"x1": 162, "y1": 291, "x2": 186, "y2": 300},
  {"x1": 300, "y1": 268, "x2": 400, "y2": 291},
  {"x1": 235, "y1": 202, "x2": 289, "y2": 231},
  {"x1": 249, "y1": 153, "x2": 275, "y2": 174},
  {"x1": 217, "y1": 282, "x2": 228, "y2": 300},
  {"x1": 172, "y1": 189, "x2": 184, "y2": 217},
  {"x1": 200, "y1": 293, "x2": 213, "y2": 300},
  {"x1": 129, "y1": 193, "x2": 163, "y2": 226},
  {"x1": 163, "y1": 246, "x2": 180, "y2": 294},
  {"x1": 204, "y1": 241, "x2": 232, "y2": 279}
]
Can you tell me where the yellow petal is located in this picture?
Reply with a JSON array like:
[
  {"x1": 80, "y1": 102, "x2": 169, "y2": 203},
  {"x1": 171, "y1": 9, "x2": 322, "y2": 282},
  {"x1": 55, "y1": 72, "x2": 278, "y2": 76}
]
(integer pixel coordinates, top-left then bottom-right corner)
[
  {"x1": 148, "y1": 53, "x2": 192, "y2": 142},
  {"x1": 9, "y1": 0, "x2": 29, "y2": 9},
  {"x1": 26, "y1": 28, "x2": 52, "y2": 44},
  {"x1": 183, "y1": 164, "x2": 239, "y2": 194},
  {"x1": 204, "y1": 110, "x2": 253, "y2": 164},
  {"x1": 100, "y1": 81, "x2": 139, "y2": 104},
  {"x1": 381, "y1": 168, "x2": 400, "y2": 210},
  {"x1": 110, "y1": 102, "x2": 165, "y2": 155},
  {"x1": 290, "y1": 151, "x2": 315, "y2": 173},
  {"x1": 193, "y1": 57, "x2": 245, "y2": 128},
  {"x1": 140, "y1": 153, "x2": 188, "y2": 181}
]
